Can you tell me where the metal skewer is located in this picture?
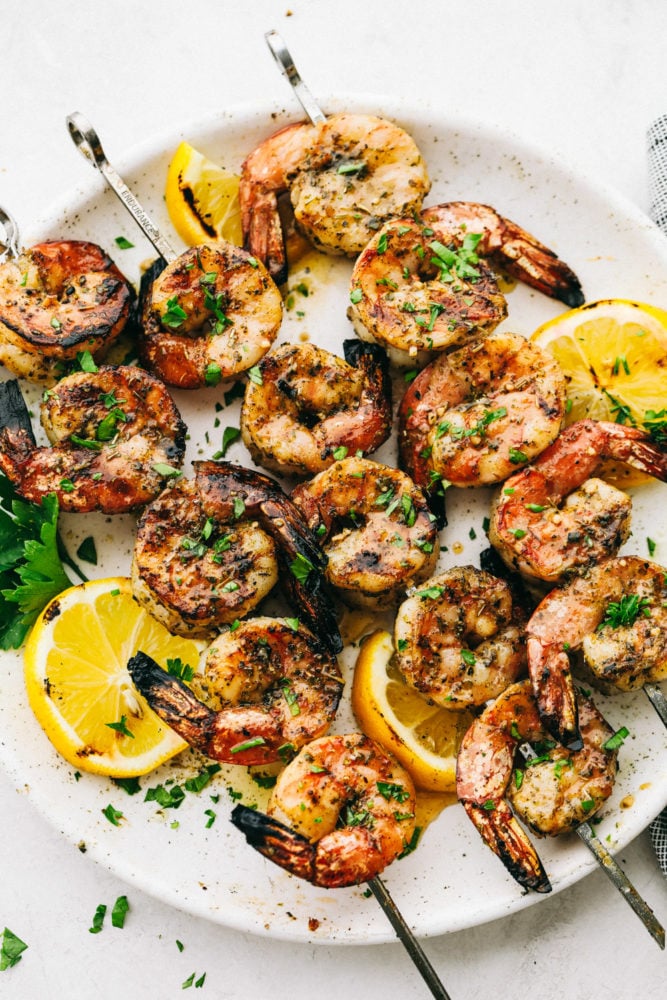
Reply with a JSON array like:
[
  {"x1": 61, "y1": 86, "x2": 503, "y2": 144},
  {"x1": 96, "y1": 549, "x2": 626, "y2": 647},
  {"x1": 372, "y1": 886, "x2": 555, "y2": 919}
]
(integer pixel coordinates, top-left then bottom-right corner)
[
  {"x1": 264, "y1": 29, "x2": 327, "y2": 126},
  {"x1": 519, "y1": 743, "x2": 665, "y2": 949},
  {"x1": 644, "y1": 683, "x2": 667, "y2": 729},
  {"x1": 65, "y1": 112, "x2": 177, "y2": 263},
  {"x1": 0, "y1": 206, "x2": 21, "y2": 262}
]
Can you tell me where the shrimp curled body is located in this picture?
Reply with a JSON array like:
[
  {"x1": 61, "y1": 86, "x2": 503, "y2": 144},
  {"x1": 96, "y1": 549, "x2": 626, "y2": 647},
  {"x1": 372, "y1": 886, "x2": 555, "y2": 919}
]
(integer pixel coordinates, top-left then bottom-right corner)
[
  {"x1": 0, "y1": 368, "x2": 186, "y2": 513},
  {"x1": 127, "y1": 618, "x2": 343, "y2": 767},
  {"x1": 139, "y1": 242, "x2": 282, "y2": 389},
  {"x1": 240, "y1": 339, "x2": 392, "y2": 476},
  {"x1": 489, "y1": 419, "x2": 667, "y2": 585},
  {"x1": 456, "y1": 680, "x2": 618, "y2": 893},
  {"x1": 230, "y1": 733, "x2": 417, "y2": 887},
  {"x1": 398, "y1": 329, "x2": 566, "y2": 489},
  {"x1": 394, "y1": 566, "x2": 527, "y2": 709},
  {"x1": 240, "y1": 113, "x2": 430, "y2": 284},
  {"x1": 291, "y1": 456, "x2": 439, "y2": 610},
  {"x1": 0, "y1": 240, "x2": 133, "y2": 384},
  {"x1": 526, "y1": 555, "x2": 667, "y2": 748}
]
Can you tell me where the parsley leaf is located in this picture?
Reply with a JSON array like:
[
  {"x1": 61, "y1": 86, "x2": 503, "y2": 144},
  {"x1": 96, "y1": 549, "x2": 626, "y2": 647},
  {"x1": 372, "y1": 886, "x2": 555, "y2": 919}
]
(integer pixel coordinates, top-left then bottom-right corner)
[{"x1": 0, "y1": 927, "x2": 28, "y2": 969}]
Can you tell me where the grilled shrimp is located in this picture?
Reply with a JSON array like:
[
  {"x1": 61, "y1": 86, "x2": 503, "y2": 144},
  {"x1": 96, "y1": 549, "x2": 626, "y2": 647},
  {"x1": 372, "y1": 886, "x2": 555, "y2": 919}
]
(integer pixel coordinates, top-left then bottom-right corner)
[
  {"x1": 348, "y1": 202, "x2": 584, "y2": 367},
  {"x1": 291, "y1": 456, "x2": 439, "y2": 610},
  {"x1": 240, "y1": 113, "x2": 430, "y2": 284},
  {"x1": 230, "y1": 732, "x2": 416, "y2": 887},
  {"x1": 348, "y1": 217, "x2": 508, "y2": 367},
  {"x1": 139, "y1": 242, "x2": 282, "y2": 389},
  {"x1": 421, "y1": 203, "x2": 584, "y2": 307},
  {"x1": 456, "y1": 679, "x2": 619, "y2": 893},
  {"x1": 0, "y1": 239, "x2": 134, "y2": 384},
  {"x1": 394, "y1": 566, "x2": 526, "y2": 709},
  {"x1": 0, "y1": 368, "x2": 185, "y2": 513},
  {"x1": 127, "y1": 617, "x2": 343, "y2": 767},
  {"x1": 526, "y1": 555, "x2": 667, "y2": 748},
  {"x1": 489, "y1": 419, "x2": 667, "y2": 585},
  {"x1": 132, "y1": 460, "x2": 342, "y2": 651},
  {"x1": 398, "y1": 329, "x2": 566, "y2": 489},
  {"x1": 240, "y1": 339, "x2": 392, "y2": 476}
]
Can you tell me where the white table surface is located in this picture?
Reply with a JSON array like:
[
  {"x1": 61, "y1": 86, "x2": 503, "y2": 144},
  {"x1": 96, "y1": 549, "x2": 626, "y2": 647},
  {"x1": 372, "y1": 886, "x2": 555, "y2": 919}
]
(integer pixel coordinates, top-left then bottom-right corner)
[{"x1": 1, "y1": 1, "x2": 666, "y2": 997}]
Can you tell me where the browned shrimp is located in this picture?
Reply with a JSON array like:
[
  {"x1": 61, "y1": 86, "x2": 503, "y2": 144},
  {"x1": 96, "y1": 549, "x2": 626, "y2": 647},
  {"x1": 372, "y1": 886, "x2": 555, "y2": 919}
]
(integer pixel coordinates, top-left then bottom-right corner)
[
  {"x1": 240, "y1": 339, "x2": 392, "y2": 476},
  {"x1": 489, "y1": 419, "x2": 667, "y2": 585},
  {"x1": 240, "y1": 113, "x2": 430, "y2": 283},
  {"x1": 394, "y1": 566, "x2": 527, "y2": 709},
  {"x1": 230, "y1": 733, "x2": 417, "y2": 887},
  {"x1": 127, "y1": 617, "x2": 343, "y2": 766},
  {"x1": 139, "y1": 242, "x2": 282, "y2": 389},
  {"x1": 291, "y1": 456, "x2": 439, "y2": 610},
  {"x1": 132, "y1": 461, "x2": 342, "y2": 651},
  {"x1": 398, "y1": 330, "x2": 566, "y2": 490},
  {"x1": 0, "y1": 368, "x2": 186, "y2": 513},
  {"x1": 526, "y1": 555, "x2": 667, "y2": 747},
  {"x1": 456, "y1": 680, "x2": 619, "y2": 893}
]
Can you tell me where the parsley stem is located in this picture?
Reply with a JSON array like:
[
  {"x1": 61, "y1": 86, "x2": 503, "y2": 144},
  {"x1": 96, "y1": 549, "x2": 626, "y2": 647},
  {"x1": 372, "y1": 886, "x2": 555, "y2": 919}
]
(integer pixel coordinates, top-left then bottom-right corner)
[{"x1": 57, "y1": 534, "x2": 89, "y2": 583}]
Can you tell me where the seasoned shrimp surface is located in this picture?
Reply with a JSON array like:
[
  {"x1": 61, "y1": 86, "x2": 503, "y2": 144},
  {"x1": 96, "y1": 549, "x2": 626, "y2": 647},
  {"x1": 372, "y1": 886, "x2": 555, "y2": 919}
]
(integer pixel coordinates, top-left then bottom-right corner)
[
  {"x1": 0, "y1": 240, "x2": 133, "y2": 384},
  {"x1": 127, "y1": 618, "x2": 343, "y2": 766},
  {"x1": 527, "y1": 556, "x2": 667, "y2": 747},
  {"x1": 394, "y1": 566, "x2": 526, "y2": 709},
  {"x1": 240, "y1": 339, "x2": 392, "y2": 476},
  {"x1": 456, "y1": 680, "x2": 618, "y2": 892},
  {"x1": 291, "y1": 456, "x2": 439, "y2": 610},
  {"x1": 0, "y1": 368, "x2": 186, "y2": 513},
  {"x1": 231, "y1": 733, "x2": 416, "y2": 887},
  {"x1": 421, "y1": 203, "x2": 584, "y2": 308},
  {"x1": 489, "y1": 420, "x2": 667, "y2": 585},
  {"x1": 348, "y1": 217, "x2": 508, "y2": 366},
  {"x1": 139, "y1": 242, "x2": 282, "y2": 389},
  {"x1": 132, "y1": 461, "x2": 342, "y2": 650},
  {"x1": 240, "y1": 113, "x2": 430, "y2": 283},
  {"x1": 398, "y1": 330, "x2": 566, "y2": 489}
]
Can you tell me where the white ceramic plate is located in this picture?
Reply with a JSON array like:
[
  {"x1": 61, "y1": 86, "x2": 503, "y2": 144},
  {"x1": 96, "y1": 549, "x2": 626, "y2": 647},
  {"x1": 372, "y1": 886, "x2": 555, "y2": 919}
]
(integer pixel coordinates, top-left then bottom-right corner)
[{"x1": 1, "y1": 97, "x2": 666, "y2": 944}]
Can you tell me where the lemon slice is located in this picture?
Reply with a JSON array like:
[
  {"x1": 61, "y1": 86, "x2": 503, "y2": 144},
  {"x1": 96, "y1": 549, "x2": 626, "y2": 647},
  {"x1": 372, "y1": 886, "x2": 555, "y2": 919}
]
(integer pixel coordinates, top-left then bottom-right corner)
[
  {"x1": 351, "y1": 630, "x2": 473, "y2": 792},
  {"x1": 165, "y1": 141, "x2": 243, "y2": 246},
  {"x1": 532, "y1": 299, "x2": 667, "y2": 486},
  {"x1": 24, "y1": 578, "x2": 201, "y2": 777}
]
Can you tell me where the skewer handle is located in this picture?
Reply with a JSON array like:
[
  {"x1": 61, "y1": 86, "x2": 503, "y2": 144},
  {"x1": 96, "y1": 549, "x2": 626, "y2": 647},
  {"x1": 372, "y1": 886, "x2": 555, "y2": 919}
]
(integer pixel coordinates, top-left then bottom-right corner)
[
  {"x1": 368, "y1": 877, "x2": 453, "y2": 1000},
  {"x1": 65, "y1": 112, "x2": 177, "y2": 263},
  {"x1": 264, "y1": 30, "x2": 327, "y2": 125},
  {"x1": 644, "y1": 683, "x2": 667, "y2": 729},
  {"x1": 0, "y1": 206, "x2": 21, "y2": 262},
  {"x1": 576, "y1": 822, "x2": 665, "y2": 949}
]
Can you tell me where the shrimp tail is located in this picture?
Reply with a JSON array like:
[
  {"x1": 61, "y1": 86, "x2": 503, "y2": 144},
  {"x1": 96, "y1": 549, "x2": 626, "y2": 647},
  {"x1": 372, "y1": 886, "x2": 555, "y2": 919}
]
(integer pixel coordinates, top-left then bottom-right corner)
[
  {"x1": 127, "y1": 650, "x2": 219, "y2": 755},
  {"x1": 239, "y1": 179, "x2": 287, "y2": 285},
  {"x1": 0, "y1": 378, "x2": 37, "y2": 481},
  {"x1": 526, "y1": 637, "x2": 583, "y2": 751},
  {"x1": 601, "y1": 420, "x2": 667, "y2": 479},
  {"x1": 463, "y1": 801, "x2": 552, "y2": 893},
  {"x1": 230, "y1": 804, "x2": 316, "y2": 881},
  {"x1": 492, "y1": 215, "x2": 585, "y2": 308}
]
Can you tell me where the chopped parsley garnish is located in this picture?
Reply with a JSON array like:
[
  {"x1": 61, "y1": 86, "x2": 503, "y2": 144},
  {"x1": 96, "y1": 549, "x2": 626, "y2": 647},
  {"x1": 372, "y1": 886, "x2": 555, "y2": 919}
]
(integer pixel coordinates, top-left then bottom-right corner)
[
  {"x1": 333, "y1": 445, "x2": 348, "y2": 460},
  {"x1": 102, "y1": 803, "x2": 124, "y2": 826},
  {"x1": 247, "y1": 365, "x2": 263, "y2": 385},
  {"x1": 167, "y1": 657, "x2": 195, "y2": 682},
  {"x1": 289, "y1": 552, "x2": 314, "y2": 583},
  {"x1": 105, "y1": 715, "x2": 134, "y2": 739},
  {"x1": 218, "y1": 426, "x2": 241, "y2": 458},
  {"x1": 460, "y1": 649, "x2": 476, "y2": 666},
  {"x1": 76, "y1": 536, "x2": 98, "y2": 565},
  {"x1": 162, "y1": 296, "x2": 188, "y2": 328},
  {"x1": 429, "y1": 233, "x2": 482, "y2": 281},
  {"x1": 508, "y1": 447, "x2": 528, "y2": 464},
  {"x1": 350, "y1": 287, "x2": 363, "y2": 304},
  {"x1": 152, "y1": 463, "x2": 182, "y2": 478},
  {"x1": 417, "y1": 584, "x2": 445, "y2": 600},
  {"x1": 0, "y1": 928, "x2": 28, "y2": 969},
  {"x1": 114, "y1": 236, "x2": 134, "y2": 249},
  {"x1": 437, "y1": 406, "x2": 507, "y2": 441},
  {"x1": 602, "y1": 726, "x2": 630, "y2": 751},
  {"x1": 376, "y1": 781, "x2": 410, "y2": 803},
  {"x1": 89, "y1": 904, "x2": 107, "y2": 934},
  {"x1": 205, "y1": 363, "x2": 222, "y2": 386},
  {"x1": 111, "y1": 895, "x2": 129, "y2": 928},
  {"x1": 599, "y1": 593, "x2": 651, "y2": 629}
]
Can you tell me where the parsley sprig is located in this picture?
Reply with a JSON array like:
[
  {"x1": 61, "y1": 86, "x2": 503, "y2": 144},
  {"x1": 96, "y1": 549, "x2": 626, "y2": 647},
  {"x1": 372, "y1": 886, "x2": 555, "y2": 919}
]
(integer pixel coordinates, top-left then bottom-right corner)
[
  {"x1": 0, "y1": 476, "x2": 84, "y2": 649},
  {"x1": 599, "y1": 593, "x2": 651, "y2": 630}
]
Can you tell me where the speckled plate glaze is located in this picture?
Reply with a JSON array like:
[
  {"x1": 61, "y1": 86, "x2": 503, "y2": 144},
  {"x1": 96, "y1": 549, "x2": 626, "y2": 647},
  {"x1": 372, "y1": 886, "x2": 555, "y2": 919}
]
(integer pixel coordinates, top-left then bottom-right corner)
[{"x1": 1, "y1": 97, "x2": 666, "y2": 944}]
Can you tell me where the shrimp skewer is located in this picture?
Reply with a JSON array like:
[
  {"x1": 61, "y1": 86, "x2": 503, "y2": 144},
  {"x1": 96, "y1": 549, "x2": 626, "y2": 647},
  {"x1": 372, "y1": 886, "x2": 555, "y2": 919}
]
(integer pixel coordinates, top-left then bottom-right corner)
[
  {"x1": 240, "y1": 339, "x2": 392, "y2": 476},
  {"x1": 291, "y1": 456, "x2": 439, "y2": 610},
  {"x1": 240, "y1": 113, "x2": 430, "y2": 284},
  {"x1": 456, "y1": 680, "x2": 619, "y2": 893},
  {"x1": 0, "y1": 368, "x2": 186, "y2": 513},
  {"x1": 67, "y1": 114, "x2": 281, "y2": 390},
  {"x1": 128, "y1": 617, "x2": 343, "y2": 767},
  {"x1": 489, "y1": 419, "x2": 667, "y2": 585},
  {"x1": 0, "y1": 228, "x2": 133, "y2": 385},
  {"x1": 132, "y1": 460, "x2": 342, "y2": 652},
  {"x1": 398, "y1": 329, "x2": 566, "y2": 490},
  {"x1": 394, "y1": 566, "x2": 526, "y2": 710},
  {"x1": 526, "y1": 555, "x2": 667, "y2": 747},
  {"x1": 230, "y1": 733, "x2": 416, "y2": 887}
]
